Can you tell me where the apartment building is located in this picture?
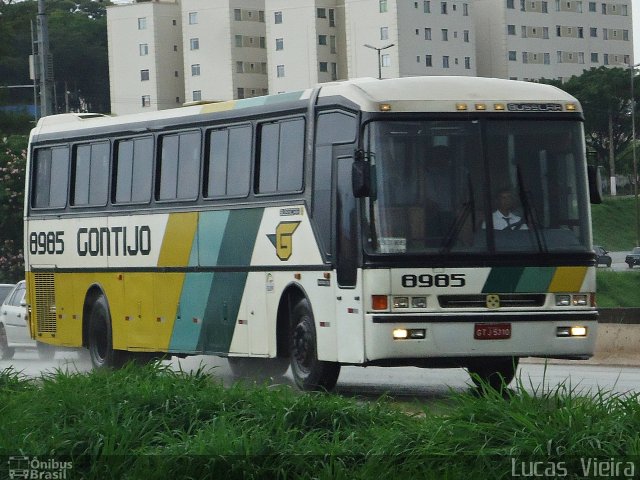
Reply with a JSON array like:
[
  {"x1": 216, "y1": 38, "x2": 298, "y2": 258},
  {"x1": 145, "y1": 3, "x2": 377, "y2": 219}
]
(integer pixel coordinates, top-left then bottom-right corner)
[
  {"x1": 475, "y1": 0, "x2": 633, "y2": 81},
  {"x1": 107, "y1": 0, "x2": 184, "y2": 115},
  {"x1": 182, "y1": 0, "x2": 268, "y2": 103},
  {"x1": 344, "y1": 0, "x2": 477, "y2": 78},
  {"x1": 265, "y1": 0, "x2": 347, "y2": 93}
]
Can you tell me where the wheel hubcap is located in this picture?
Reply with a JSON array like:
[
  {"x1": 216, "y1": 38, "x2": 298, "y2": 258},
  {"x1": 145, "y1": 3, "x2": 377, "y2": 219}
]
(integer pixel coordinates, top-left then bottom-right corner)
[{"x1": 292, "y1": 319, "x2": 313, "y2": 373}]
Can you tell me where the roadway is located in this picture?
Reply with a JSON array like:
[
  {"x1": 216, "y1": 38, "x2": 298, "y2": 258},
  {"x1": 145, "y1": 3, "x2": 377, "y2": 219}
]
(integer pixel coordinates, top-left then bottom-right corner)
[{"x1": 2, "y1": 350, "x2": 639, "y2": 400}]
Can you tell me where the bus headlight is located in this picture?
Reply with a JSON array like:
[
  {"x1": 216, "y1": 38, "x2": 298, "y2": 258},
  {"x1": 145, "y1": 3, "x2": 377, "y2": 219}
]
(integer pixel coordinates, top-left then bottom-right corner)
[
  {"x1": 393, "y1": 297, "x2": 409, "y2": 308},
  {"x1": 572, "y1": 294, "x2": 588, "y2": 306},
  {"x1": 555, "y1": 295, "x2": 571, "y2": 306},
  {"x1": 393, "y1": 328, "x2": 426, "y2": 340},
  {"x1": 556, "y1": 326, "x2": 588, "y2": 337}
]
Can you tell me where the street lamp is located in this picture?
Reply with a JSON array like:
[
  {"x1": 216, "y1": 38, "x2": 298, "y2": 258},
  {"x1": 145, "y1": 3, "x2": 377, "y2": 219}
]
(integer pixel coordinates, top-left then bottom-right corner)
[
  {"x1": 628, "y1": 62, "x2": 640, "y2": 247},
  {"x1": 364, "y1": 43, "x2": 394, "y2": 79}
]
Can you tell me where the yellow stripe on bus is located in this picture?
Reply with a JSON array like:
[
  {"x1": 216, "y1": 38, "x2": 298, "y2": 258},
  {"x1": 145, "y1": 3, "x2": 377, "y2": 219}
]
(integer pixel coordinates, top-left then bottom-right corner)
[
  {"x1": 157, "y1": 212, "x2": 198, "y2": 267},
  {"x1": 200, "y1": 101, "x2": 236, "y2": 114},
  {"x1": 547, "y1": 266, "x2": 588, "y2": 292}
]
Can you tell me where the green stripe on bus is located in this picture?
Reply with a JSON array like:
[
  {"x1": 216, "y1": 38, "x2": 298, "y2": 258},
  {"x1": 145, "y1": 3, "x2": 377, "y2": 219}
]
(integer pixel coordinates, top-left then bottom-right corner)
[
  {"x1": 515, "y1": 267, "x2": 556, "y2": 292},
  {"x1": 482, "y1": 267, "x2": 525, "y2": 293},
  {"x1": 200, "y1": 208, "x2": 264, "y2": 353}
]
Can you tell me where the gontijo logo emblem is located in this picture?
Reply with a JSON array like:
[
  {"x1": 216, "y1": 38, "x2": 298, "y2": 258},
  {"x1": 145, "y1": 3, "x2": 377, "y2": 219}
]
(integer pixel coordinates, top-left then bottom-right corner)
[{"x1": 267, "y1": 222, "x2": 301, "y2": 261}]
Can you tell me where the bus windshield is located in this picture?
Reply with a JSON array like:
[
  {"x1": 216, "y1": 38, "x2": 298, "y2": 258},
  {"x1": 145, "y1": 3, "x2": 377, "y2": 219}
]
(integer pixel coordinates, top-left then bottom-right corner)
[{"x1": 363, "y1": 119, "x2": 590, "y2": 255}]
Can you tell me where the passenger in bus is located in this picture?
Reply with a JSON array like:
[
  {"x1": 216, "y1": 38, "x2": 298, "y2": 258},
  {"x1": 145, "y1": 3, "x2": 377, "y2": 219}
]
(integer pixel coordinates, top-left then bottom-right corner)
[{"x1": 484, "y1": 188, "x2": 528, "y2": 230}]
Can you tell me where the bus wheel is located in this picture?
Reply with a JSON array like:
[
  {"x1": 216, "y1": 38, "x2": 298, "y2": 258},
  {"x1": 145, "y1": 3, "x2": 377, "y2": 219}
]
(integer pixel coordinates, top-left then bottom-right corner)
[
  {"x1": 87, "y1": 296, "x2": 125, "y2": 369},
  {"x1": 0, "y1": 324, "x2": 15, "y2": 360},
  {"x1": 467, "y1": 357, "x2": 519, "y2": 391},
  {"x1": 289, "y1": 299, "x2": 340, "y2": 391},
  {"x1": 36, "y1": 341, "x2": 55, "y2": 360},
  {"x1": 228, "y1": 357, "x2": 290, "y2": 378}
]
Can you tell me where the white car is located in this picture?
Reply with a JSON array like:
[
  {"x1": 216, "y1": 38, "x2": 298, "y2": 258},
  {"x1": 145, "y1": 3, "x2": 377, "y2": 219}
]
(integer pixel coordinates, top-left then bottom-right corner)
[{"x1": 0, "y1": 280, "x2": 55, "y2": 360}]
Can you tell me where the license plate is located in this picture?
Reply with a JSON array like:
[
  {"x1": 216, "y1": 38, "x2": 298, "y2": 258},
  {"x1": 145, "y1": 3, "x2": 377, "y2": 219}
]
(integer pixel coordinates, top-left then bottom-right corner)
[{"x1": 474, "y1": 323, "x2": 511, "y2": 340}]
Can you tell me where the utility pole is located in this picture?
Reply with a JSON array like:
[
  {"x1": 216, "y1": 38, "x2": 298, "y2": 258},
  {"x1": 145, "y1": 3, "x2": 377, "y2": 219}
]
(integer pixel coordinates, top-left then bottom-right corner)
[
  {"x1": 363, "y1": 43, "x2": 395, "y2": 79},
  {"x1": 36, "y1": 0, "x2": 53, "y2": 117}
]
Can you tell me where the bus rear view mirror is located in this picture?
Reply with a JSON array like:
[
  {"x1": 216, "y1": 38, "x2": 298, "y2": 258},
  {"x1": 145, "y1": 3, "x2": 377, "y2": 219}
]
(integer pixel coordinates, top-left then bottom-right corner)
[
  {"x1": 352, "y1": 160, "x2": 371, "y2": 198},
  {"x1": 587, "y1": 165, "x2": 602, "y2": 204}
]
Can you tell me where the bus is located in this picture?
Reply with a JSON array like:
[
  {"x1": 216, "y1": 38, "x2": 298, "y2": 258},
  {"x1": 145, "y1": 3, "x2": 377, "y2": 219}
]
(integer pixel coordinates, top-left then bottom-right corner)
[{"x1": 25, "y1": 76, "x2": 600, "y2": 391}]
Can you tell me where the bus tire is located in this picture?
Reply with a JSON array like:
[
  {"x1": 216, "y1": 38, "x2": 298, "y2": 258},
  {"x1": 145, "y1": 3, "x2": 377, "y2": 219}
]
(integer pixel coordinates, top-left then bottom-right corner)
[
  {"x1": 467, "y1": 356, "x2": 519, "y2": 391},
  {"x1": 0, "y1": 324, "x2": 15, "y2": 360},
  {"x1": 87, "y1": 296, "x2": 126, "y2": 369},
  {"x1": 289, "y1": 299, "x2": 340, "y2": 391},
  {"x1": 227, "y1": 357, "x2": 290, "y2": 378},
  {"x1": 36, "y1": 341, "x2": 55, "y2": 360}
]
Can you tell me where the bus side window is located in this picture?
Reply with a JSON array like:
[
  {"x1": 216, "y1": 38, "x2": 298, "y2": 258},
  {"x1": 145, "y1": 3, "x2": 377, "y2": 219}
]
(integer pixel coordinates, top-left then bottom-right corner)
[
  {"x1": 32, "y1": 146, "x2": 70, "y2": 209},
  {"x1": 313, "y1": 111, "x2": 357, "y2": 258},
  {"x1": 256, "y1": 118, "x2": 305, "y2": 194},
  {"x1": 71, "y1": 142, "x2": 109, "y2": 207}
]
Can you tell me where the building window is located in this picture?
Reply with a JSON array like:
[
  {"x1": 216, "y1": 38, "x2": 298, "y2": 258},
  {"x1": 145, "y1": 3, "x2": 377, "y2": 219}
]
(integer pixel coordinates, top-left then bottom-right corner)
[
  {"x1": 235, "y1": 35, "x2": 243, "y2": 47},
  {"x1": 601, "y1": 3, "x2": 606, "y2": 14},
  {"x1": 425, "y1": 27, "x2": 432, "y2": 40},
  {"x1": 191, "y1": 64, "x2": 200, "y2": 76},
  {"x1": 380, "y1": 0, "x2": 388, "y2": 12},
  {"x1": 603, "y1": 29, "x2": 608, "y2": 40},
  {"x1": 317, "y1": 7, "x2": 326, "y2": 18},
  {"x1": 424, "y1": 0, "x2": 431, "y2": 12},
  {"x1": 441, "y1": 1, "x2": 447, "y2": 13},
  {"x1": 463, "y1": 3, "x2": 469, "y2": 15},
  {"x1": 329, "y1": 9, "x2": 336, "y2": 26},
  {"x1": 590, "y1": 27, "x2": 597, "y2": 37},
  {"x1": 464, "y1": 57, "x2": 471, "y2": 69},
  {"x1": 442, "y1": 55, "x2": 449, "y2": 68},
  {"x1": 319, "y1": 61, "x2": 328, "y2": 72},
  {"x1": 274, "y1": 11, "x2": 282, "y2": 23},
  {"x1": 174, "y1": 45, "x2": 178, "y2": 52},
  {"x1": 175, "y1": 71, "x2": 179, "y2": 77},
  {"x1": 578, "y1": 27, "x2": 583, "y2": 38},
  {"x1": 622, "y1": 4, "x2": 627, "y2": 15},
  {"x1": 508, "y1": 50, "x2": 517, "y2": 61},
  {"x1": 137, "y1": 17, "x2": 146, "y2": 30},
  {"x1": 578, "y1": 52, "x2": 584, "y2": 64},
  {"x1": 276, "y1": 38, "x2": 284, "y2": 50},
  {"x1": 188, "y1": 12, "x2": 198, "y2": 24},
  {"x1": 381, "y1": 54, "x2": 391, "y2": 67},
  {"x1": 522, "y1": 52, "x2": 528, "y2": 63},
  {"x1": 463, "y1": 30, "x2": 469, "y2": 42},
  {"x1": 542, "y1": 1, "x2": 548, "y2": 12},
  {"x1": 521, "y1": 25, "x2": 527, "y2": 37},
  {"x1": 234, "y1": 8, "x2": 242, "y2": 21},
  {"x1": 141, "y1": 95, "x2": 151, "y2": 107},
  {"x1": 507, "y1": 0, "x2": 514, "y2": 7},
  {"x1": 588, "y1": 1, "x2": 596, "y2": 11},
  {"x1": 425, "y1": 54, "x2": 432, "y2": 66},
  {"x1": 319, "y1": 34, "x2": 328, "y2": 45},
  {"x1": 442, "y1": 29, "x2": 448, "y2": 41},
  {"x1": 623, "y1": 30, "x2": 629, "y2": 41},
  {"x1": 590, "y1": 52, "x2": 598, "y2": 62},
  {"x1": 556, "y1": 25, "x2": 561, "y2": 37},
  {"x1": 330, "y1": 36, "x2": 336, "y2": 53},
  {"x1": 507, "y1": 24, "x2": 516, "y2": 35},
  {"x1": 331, "y1": 63, "x2": 338, "y2": 80},
  {"x1": 380, "y1": 27, "x2": 389, "y2": 40},
  {"x1": 543, "y1": 27, "x2": 549, "y2": 38},
  {"x1": 603, "y1": 53, "x2": 609, "y2": 65},
  {"x1": 140, "y1": 69, "x2": 149, "y2": 81},
  {"x1": 277, "y1": 65, "x2": 285, "y2": 77},
  {"x1": 192, "y1": 90, "x2": 202, "y2": 102},
  {"x1": 139, "y1": 43, "x2": 148, "y2": 56},
  {"x1": 236, "y1": 61, "x2": 244, "y2": 73},
  {"x1": 190, "y1": 38, "x2": 199, "y2": 50},
  {"x1": 544, "y1": 52, "x2": 550, "y2": 64}
]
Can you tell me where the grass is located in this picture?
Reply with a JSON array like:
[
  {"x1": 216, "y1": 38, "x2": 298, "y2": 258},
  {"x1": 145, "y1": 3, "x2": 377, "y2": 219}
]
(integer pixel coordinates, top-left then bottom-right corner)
[
  {"x1": 1, "y1": 364, "x2": 640, "y2": 479},
  {"x1": 591, "y1": 196, "x2": 639, "y2": 251},
  {"x1": 596, "y1": 270, "x2": 640, "y2": 307}
]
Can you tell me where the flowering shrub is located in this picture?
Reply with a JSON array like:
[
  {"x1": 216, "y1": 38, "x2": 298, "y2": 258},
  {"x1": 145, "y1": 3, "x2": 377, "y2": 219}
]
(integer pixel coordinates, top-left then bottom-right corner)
[{"x1": 0, "y1": 136, "x2": 26, "y2": 283}]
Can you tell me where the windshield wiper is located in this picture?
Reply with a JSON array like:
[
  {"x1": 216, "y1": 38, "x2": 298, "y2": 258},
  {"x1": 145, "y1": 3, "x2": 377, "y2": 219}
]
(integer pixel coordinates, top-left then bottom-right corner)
[
  {"x1": 440, "y1": 174, "x2": 475, "y2": 254},
  {"x1": 516, "y1": 165, "x2": 547, "y2": 253}
]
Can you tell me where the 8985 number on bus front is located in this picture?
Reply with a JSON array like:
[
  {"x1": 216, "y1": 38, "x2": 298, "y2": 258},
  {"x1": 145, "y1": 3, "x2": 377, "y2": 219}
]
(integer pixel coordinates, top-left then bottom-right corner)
[{"x1": 401, "y1": 273, "x2": 466, "y2": 288}]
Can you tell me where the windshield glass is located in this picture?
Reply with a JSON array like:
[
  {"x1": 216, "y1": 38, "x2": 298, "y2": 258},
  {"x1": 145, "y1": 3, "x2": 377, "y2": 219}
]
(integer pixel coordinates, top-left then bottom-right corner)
[{"x1": 363, "y1": 119, "x2": 590, "y2": 255}]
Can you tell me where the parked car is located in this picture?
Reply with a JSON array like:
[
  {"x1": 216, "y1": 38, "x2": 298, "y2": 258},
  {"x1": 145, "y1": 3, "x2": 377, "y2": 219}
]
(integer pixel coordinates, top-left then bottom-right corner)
[
  {"x1": 626, "y1": 247, "x2": 640, "y2": 269},
  {"x1": 594, "y1": 245, "x2": 612, "y2": 267},
  {"x1": 0, "y1": 280, "x2": 55, "y2": 360},
  {"x1": 0, "y1": 284, "x2": 14, "y2": 304}
]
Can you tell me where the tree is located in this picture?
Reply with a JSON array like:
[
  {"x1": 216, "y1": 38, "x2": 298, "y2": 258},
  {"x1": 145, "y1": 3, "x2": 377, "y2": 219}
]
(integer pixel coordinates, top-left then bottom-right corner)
[
  {"x1": 0, "y1": 0, "x2": 110, "y2": 113},
  {"x1": 541, "y1": 67, "x2": 634, "y2": 191}
]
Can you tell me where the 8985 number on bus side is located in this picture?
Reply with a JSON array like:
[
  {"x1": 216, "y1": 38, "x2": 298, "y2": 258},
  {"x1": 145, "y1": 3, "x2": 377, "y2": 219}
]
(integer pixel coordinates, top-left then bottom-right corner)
[
  {"x1": 29, "y1": 231, "x2": 65, "y2": 255},
  {"x1": 401, "y1": 273, "x2": 466, "y2": 288}
]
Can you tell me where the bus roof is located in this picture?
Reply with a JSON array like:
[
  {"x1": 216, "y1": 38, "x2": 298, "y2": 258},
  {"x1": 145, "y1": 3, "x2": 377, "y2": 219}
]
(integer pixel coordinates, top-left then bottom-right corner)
[{"x1": 31, "y1": 76, "x2": 581, "y2": 139}]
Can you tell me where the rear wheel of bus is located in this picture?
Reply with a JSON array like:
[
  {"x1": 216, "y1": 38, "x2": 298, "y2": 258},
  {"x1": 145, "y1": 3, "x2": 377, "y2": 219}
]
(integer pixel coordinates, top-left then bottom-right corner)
[
  {"x1": 289, "y1": 298, "x2": 340, "y2": 391},
  {"x1": 467, "y1": 357, "x2": 519, "y2": 392}
]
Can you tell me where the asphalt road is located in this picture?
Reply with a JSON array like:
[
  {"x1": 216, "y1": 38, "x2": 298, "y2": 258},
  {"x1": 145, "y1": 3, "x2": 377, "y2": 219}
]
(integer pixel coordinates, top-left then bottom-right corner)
[
  {"x1": 607, "y1": 251, "x2": 637, "y2": 272},
  {"x1": 2, "y1": 350, "x2": 639, "y2": 400}
]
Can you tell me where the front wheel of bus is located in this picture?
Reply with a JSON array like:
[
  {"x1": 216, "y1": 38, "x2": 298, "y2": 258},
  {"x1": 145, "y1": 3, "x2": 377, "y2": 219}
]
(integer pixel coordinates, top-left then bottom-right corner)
[
  {"x1": 467, "y1": 357, "x2": 519, "y2": 392},
  {"x1": 290, "y1": 299, "x2": 340, "y2": 391},
  {"x1": 87, "y1": 296, "x2": 125, "y2": 369}
]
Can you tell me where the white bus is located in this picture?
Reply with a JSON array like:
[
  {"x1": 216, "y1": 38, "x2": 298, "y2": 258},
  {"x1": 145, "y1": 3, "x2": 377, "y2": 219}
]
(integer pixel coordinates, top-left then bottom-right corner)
[{"x1": 25, "y1": 76, "x2": 600, "y2": 391}]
